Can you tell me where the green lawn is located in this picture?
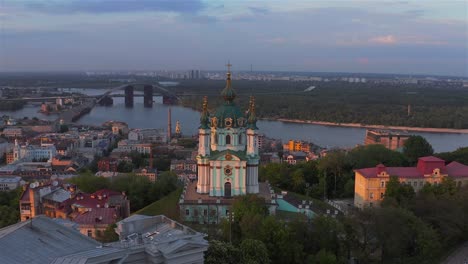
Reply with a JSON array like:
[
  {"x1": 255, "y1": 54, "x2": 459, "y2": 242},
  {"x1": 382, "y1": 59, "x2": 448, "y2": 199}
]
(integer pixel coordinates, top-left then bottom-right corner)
[{"x1": 134, "y1": 188, "x2": 182, "y2": 220}]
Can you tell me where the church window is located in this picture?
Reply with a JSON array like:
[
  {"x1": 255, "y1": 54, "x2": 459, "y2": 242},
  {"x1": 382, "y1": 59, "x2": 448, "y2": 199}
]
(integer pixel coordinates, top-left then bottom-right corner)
[
  {"x1": 203, "y1": 209, "x2": 207, "y2": 216},
  {"x1": 225, "y1": 167, "x2": 232, "y2": 176},
  {"x1": 226, "y1": 135, "x2": 231, "y2": 145},
  {"x1": 238, "y1": 134, "x2": 242, "y2": 144},
  {"x1": 225, "y1": 118, "x2": 232, "y2": 127},
  {"x1": 185, "y1": 209, "x2": 190, "y2": 216}
]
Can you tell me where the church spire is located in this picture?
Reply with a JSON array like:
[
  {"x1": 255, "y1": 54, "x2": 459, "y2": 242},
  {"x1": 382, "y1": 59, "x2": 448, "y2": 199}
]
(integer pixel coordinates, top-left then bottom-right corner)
[
  {"x1": 221, "y1": 62, "x2": 236, "y2": 103},
  {"x1": 199, "y1": 96, "x2": 210, "y2": 129},
  {"x1": 247, "y1": 96, "x2": 258, "y2": 129}
]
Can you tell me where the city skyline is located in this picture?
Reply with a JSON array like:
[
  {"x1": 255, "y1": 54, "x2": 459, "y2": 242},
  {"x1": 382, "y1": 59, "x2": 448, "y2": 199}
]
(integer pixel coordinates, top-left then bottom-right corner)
[{"x1": 0, "y1": 0, "x2": 466, "y2": 77}]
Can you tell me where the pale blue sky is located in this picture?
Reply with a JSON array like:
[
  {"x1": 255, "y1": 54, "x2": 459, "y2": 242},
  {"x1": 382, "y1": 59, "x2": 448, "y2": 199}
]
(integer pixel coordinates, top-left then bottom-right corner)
[{"x1": 0, "y1": 0, "x2": 466, "y2": 76}]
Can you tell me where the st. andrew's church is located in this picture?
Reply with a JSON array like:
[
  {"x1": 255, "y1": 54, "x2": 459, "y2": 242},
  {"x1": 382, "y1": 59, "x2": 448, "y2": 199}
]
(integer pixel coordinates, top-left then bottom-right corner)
[
  {"x1": 179, "y1": 66, "x2": 276, "y2": 224},
  {"x1": 196, "y1": 68, "x2": 260, "y2": 197}
]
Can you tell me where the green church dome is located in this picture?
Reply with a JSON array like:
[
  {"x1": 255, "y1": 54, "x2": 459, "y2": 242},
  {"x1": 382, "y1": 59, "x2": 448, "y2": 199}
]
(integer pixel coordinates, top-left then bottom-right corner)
[
  {"x1": 212, "y1": 71, "x2": 247, "y2": 128},
  {"x1": 214, "y1": 102, "x2": 245, "y2": 128}
]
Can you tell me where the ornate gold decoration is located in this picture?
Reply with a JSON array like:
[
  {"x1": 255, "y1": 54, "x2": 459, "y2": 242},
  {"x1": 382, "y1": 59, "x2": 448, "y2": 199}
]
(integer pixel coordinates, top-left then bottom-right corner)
[
  {"x1": 211, "y1": 117, "x2": 218, "y2": 127},
  {"x1": 224, "y1": 165, "x2": 233, "y2": 176},
  {"x1": 225, "y1": 118, "x2": 233, "y2": 128},
  {"x1": 225, "y1": 152, "x2": 232, "y2": 161}
]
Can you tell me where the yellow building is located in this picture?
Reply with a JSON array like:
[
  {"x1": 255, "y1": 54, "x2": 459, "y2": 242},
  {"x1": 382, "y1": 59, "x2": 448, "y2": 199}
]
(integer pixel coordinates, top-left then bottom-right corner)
[
  {"x1": 286, "y1": 140, "x2": 311, "y2": 153},
  {"x1": 354, "y1": 156, "x2": 468, "y2": 209}
]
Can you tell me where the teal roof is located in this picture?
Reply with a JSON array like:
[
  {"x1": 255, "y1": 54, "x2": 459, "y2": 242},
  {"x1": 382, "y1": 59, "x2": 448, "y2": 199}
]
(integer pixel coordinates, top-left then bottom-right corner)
[{"x1": 214, "y1": 102, "x2": 246, "y2": 128}]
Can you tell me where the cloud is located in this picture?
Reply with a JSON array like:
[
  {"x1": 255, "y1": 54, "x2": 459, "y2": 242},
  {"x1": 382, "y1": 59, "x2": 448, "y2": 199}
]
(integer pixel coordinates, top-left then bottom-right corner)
[
  {"x1": 369, "y1": 35, "x2": 397, "y2": 44},
  {"x1": 357, "y1": 57, "x2": 370, "y2": 65},
  {"x1": 263, "y1": 37, "x2": 287, "y2": 44},
  {"x1": 249, "y1": 7, "x2": 269, "y2": 15},
  {"x1": 6, "y1": 0, "x2": 206, "y2": 14},
  {"x1": 405, "y1": 9, "x2": 425, "y2": 17}
]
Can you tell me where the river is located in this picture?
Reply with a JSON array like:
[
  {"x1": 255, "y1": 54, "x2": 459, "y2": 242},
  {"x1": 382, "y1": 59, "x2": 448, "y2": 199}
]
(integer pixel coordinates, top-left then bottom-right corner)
[{"x1": 1, "y1": 88, "x2": 467, "y2": 152}]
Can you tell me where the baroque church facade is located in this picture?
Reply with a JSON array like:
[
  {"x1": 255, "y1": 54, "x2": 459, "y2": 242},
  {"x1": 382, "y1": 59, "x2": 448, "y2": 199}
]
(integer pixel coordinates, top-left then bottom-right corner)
[
  {"x1": 179, "y1": 67, "x2": 276, "y2": 224},
  {"x1": 196, "y1": 69, "x2": 260, "y2": 197}
]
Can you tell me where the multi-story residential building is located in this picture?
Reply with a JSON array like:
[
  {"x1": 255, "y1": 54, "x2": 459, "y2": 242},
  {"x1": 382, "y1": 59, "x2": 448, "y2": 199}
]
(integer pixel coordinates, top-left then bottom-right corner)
[
  {"x1": 110, "y1": 121, "x2": 129, "y2": 135},
  {"x1": 19, "y1": 183, "x2": 130, "y2": 239},
  {"x1": 97, "y1": 157, "x2": 118, "y2": 172},
  {"x1": 354, "y1": 156, "x2": 468, "y2": 209},
  {"x1": 284, "y1": 151, "x2": 308, "y2": 165},
  {"x1": 128, "y1": 128, "x2": 167, "y2": 143},
  {"x1": 364, "y1": 129, "x2": 410, "y2": 151},
  {"x1": 0, "y1": 176, "x2": 22, "y2": 191},
  {"x1": 170, "y1": 159, "x2": 197, "y2": 181},
  {"x1": 285, "y1": 140, "x2": 311, "y2": 153},
  {"x1": 5, "y1": 151, "x2": 15, "y2": 164},
  {"x1": 0, "y1": 138, "x2": 11, "y2": 157},
  {"x1": 116, "y1": 140, "x2": 151, "y2": 154},
  {"x1": 134, "y1": 167, "x2": 157, "y2": 182},
  {"x1": 2, "y1": 127, "x2": 22, "y2": 138},
  {"x1": 12, "y1": 140, "x2": 57, "y2": 163}
]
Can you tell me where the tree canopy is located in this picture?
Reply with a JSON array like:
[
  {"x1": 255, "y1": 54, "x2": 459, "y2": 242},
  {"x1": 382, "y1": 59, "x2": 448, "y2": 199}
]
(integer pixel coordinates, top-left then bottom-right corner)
[{"x1": 403, "y1": 135, "x2": 434, "y2": 164}]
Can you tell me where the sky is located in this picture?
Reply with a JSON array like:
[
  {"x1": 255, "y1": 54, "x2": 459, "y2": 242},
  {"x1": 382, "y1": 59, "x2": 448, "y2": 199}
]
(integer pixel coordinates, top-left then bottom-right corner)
[{"x1": 0, "y1": 0, "x2": 466, "y2": 76}]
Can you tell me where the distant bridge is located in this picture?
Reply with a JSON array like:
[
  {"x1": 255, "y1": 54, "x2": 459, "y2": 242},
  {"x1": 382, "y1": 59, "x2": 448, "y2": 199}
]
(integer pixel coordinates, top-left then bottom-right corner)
[{"x1": 1, "y1": 83, "x2": 180, "y2": 105}]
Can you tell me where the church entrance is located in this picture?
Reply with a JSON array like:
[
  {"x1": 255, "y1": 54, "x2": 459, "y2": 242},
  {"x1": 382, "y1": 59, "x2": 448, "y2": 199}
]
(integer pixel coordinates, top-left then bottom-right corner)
[{"x1": 224, "y1": 182, "x2": 231, "y2": 198}]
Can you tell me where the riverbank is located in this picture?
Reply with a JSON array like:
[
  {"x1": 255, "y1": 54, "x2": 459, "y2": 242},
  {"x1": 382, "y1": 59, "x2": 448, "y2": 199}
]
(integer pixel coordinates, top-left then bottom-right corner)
[{"x1": 267, "y1": 118, "x2": 468, "y2": 134}]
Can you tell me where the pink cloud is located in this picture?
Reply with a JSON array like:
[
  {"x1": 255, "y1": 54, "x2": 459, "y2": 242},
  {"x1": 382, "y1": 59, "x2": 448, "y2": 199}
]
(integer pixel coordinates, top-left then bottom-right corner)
[
  {"x1": 357, "y1": 57, "x2": 369, "y2": 65},
  {"x1": 369, "y1": 35, "x2": 397, "y2": 45}
]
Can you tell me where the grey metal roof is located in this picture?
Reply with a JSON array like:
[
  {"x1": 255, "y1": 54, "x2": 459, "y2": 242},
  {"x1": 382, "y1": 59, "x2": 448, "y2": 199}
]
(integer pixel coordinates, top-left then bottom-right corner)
[
  {"x1": 51, "y1": 247, "x2": 126, "y2": 264},
  {"x1": 0, "y1": 176, "x2": 21, "y2": 183},
  {"x1": 0, "y1": 215, "x2": 99, "y2": 264},
  {"x1": 43, "y1": 188, "x2": 71, "y2": 203}
]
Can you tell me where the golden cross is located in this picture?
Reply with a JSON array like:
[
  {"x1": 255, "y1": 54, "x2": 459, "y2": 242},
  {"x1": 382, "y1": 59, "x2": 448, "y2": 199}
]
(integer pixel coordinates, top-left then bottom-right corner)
[{"x1": 226, "y1": 61, "x2": 232, "y2": 73}]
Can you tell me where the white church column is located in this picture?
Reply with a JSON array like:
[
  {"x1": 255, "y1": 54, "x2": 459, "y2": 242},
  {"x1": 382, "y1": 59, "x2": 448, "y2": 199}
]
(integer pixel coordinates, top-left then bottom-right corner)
[
  {"x1": 217, "y1": 162, "x2": 222, "y2": 196},
  {"x1": 235, "y1": 165, "x2": 240, "y2": 195}
]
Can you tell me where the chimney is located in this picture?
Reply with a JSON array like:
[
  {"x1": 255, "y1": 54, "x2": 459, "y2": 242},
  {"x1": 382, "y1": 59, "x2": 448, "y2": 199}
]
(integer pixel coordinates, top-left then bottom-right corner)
[{"x1": 167, "y1": 108, "x2": 172, "y2": 143}]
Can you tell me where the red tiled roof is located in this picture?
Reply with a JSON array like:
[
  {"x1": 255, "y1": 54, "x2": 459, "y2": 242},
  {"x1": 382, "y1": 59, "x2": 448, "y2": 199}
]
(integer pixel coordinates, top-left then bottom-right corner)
[
  {"x1": 446, "y1": 161, "x2": 468, "y2": 178},
  {"x1": 72, "y1": 193, "x2": 107, "y2": 208},
  {"x1": 70, "y1": 189, "x2": 124, "y2": 208},
  {"x1": 417, "y1": 156, "x2": 447, "y2": 174},
  {"x1": 355, "y1": 167, "x2": 423, "y2": 179},
  {"x1": 418, "y1": 156, "x2": 445, "y2": 162},
  {"x1": 73, "y1": 207, "x2": 117, "y2": 225},
  {"x1": 354, "y1": 156, "x2": 468, "y2": 179},
  {"x1": 92, "y1": 189, "x2": 122, "y2": 197}
]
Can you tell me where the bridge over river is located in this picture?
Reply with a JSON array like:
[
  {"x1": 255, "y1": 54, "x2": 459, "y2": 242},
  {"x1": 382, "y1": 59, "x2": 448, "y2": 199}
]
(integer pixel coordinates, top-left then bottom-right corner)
[{"x1": 53, "y1": 83, "x2": 179, "y2": 126}]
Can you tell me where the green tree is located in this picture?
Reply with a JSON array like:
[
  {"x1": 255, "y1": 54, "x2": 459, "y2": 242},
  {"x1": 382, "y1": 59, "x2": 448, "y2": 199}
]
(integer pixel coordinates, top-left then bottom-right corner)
[
  {"x1": 371, "y1": 207, "x2": 441, "y2": 263},
  {"x1": 117, "y1": 161, "x2": 134, "y2": 173},
  {"x1": 382, "y1": 176, "x2": 415, "y2": 207},
  {"x1": 96, "y1": 223, "x2": 119, "y2": 243},
  {"x1": 240, "y1": 239, "x2": 270, "y2": 264},
  {"x1": 313, "y1": 249, "x2": 337, "y2": 264},
  {"x1": 403, "y1": 136, "x2": 434, "y2": 164},
  {"x1": 69, "y1": 172, "x2": 110, "y2": 193},
  {"x1": 205, "y1": 240, "x2": 240, "y2": 264}
]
